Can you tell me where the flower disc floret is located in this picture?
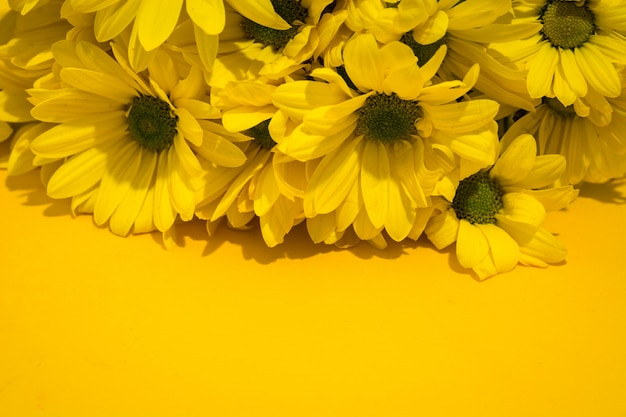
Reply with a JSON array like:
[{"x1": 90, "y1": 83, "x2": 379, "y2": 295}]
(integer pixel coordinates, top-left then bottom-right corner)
[
  {"x1": 400, "y1": 33, "x2": 447, "y2": 65},
  {"x1": 355, "y1": 93, "x2": 420, "y2": 143},
  {"x1": 241, "y1": 0, "x2": 308, "y2": 51},
  {"x1": 127, "y1": 95, "x2": 178, "y2": 153},
  {"x1": 541, "y1": 0, "x2": 595, "y2": 49},
  {"x1": 452, "y1": 171, "x2": 504, "y2": 225},
  {"x1": 245, "y1": 119, "x2": 277, "y2": 150},
  {"x1": 543, "y1": 97, "x2": 577, "y2": 118}
]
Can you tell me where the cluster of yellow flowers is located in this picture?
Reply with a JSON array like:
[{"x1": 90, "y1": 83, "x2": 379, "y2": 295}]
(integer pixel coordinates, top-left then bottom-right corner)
[{"x1": 1, "y1": 0, "x2": 625, "y2": 279}]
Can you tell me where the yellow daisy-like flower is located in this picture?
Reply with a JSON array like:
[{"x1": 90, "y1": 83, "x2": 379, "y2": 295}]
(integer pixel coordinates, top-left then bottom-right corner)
[
  {"x1": 425, "y1": 134, "x2": 579, "y2": 279},
  {"x1": 272, "y1": 33, "x2": 500, "y2": 242},
  {"x1": 65, "y1": 0, "x2": 290, "y2": 71},
  {"x1": 195, "y1": 79, "x2": 306, "y2": 247},
  {"x1": 501, "y1": 89, "x2": 626, "y2": 184},
  {"x1": 491, "y1": 0, "x2": 626, "y2": 106},
  {"x1": 212, "y1": 0, "x2": 337, "y2": 86},
  {"x1": 345, "y1": 0, "x2": 542, "y2": 112},
  {"x1": 28, "y1": 40, "x2": 245, "y2": 236}
]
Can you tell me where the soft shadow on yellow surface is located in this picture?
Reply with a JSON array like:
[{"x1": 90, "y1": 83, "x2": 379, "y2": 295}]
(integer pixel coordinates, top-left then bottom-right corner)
[{"x1": 2, "y1": 169, "x2": 626, "y2": 417}]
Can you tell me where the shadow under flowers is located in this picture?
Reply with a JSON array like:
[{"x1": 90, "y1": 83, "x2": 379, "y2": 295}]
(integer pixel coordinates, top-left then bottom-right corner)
[
  {"x1": 577, "y1": 177, "x2": 626, "y2": 204},
  {"x1": 4, "y1": 169, "x2": 72, "y2": 217},
  {"x1": 171, "y1": 216, "x2": 439, "y2": 265}
]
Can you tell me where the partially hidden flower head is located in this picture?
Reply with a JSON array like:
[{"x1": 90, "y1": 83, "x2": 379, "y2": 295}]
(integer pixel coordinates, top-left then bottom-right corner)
[
  {"x1": 1, "y1": 0, "x2": 71, "y2": 173},
  {"x1": 28, "y1": 39, "x2": 247, "y2": 237},
  {"x1": 346, "y1": 0, "x2": 542, "y2": 112},
  {"x1": 195, "y1": 78, "x2": 307, "y2": 247},
  {"x1": 490, "y1": 0, "x2": 626, "y2": 107},
  {"x1": 425, "y1": 134, "x2": 579, "y2": 280},
  {"x1": 212, "y1": 0, "x2": 341, "y2": 87},
  {"x1": 501, "y1": 85, "x2": 626, "y2": 184},
  {"x1": 272, "y1": 33, "x2": 500, "y2": 244},
  {"x1": 64, "y1": 0, "x2": 291, "y2": 71}
]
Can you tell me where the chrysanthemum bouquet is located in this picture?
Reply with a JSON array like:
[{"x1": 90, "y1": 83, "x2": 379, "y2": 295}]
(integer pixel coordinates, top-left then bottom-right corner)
[{"x1": 1, "y1": 0, "x2": 625, "y2": 279}]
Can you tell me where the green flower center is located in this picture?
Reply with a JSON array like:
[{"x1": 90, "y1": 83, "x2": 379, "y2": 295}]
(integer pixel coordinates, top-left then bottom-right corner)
[
  {"x1": 543, "y1": 96, "x2": 577, "y2": 118},
  {"x1": 241, "y1": 0, "x2": 307, "y2": 51},
  {"x1": 400, "y1": 33, "x2": 447, "y2": 65},
  {"x1": 245, "y1": 119, "x2": 277, "y2": 150},
  {"x1": 356, "y1": 93, "x2": 421, "y2": 143},
  {"x1": 541, "y1": 0, "x2": 595, "y2": 49},
  {"x1": 452, "y1": 171, "x2": 504, "y2": 225},
  {"x1": 127, "y1": 95, "x2": 178, "y2": 152}
]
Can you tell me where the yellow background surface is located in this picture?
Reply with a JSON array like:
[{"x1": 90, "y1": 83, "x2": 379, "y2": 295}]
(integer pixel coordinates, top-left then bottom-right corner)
[{"x1": 1, "y1": 168, "x2": 626, "y2": 417}]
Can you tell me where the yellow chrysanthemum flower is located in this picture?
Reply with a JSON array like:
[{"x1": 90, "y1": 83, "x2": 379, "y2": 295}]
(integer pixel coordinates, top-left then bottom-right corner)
[
  {"x1": 345, "y1": 0, "x2": 542, "y2": 112},
  {"x1": 425, "y1": 134, "x2": 579, "y2": 279},
  {"x1": 28, "y1": 40, "x2": 246, "y2": 236},
  {"x1": 65, "y1": 0, "x2": 290, "y2": 71},
  {"x1": 212, "y1": 0, "x2": 338, "y2": 86},
  {"x1": 272, "y1": 33, "x2": 500, "y2": 242},
  {"x1": 501, "y1": 89, "x2": 626, "y2": 184},
  {"x1": 0, "y1": 0, "x2": 70, "y2": 88},
  {"x1": 490, "y1": 0, "x2": 626, "y2": 106},
  {"x1": 195, "y1": 79, "x2": 307, "y2": 247}
]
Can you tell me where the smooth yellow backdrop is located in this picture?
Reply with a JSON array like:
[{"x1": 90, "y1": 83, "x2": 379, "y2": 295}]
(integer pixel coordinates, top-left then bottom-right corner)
[{"x1": 1, "y1": 168, "x2": 626, "y2": 417}]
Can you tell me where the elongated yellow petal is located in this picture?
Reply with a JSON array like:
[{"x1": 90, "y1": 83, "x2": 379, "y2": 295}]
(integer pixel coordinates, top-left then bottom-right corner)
[
  {"x1": 361, "y1": 139, "x2": 389, "y2": 229},
  {"x1": 575, "y1": 42, "x2": 621, "y2": 98},
  {"x1": 187, "y1": 0, "x2": 224, "y2": 35},
  {"x1": 254, "y1": 164, "x2": 280, "y2": 216},
  {"x1": 424, "y1": 208, "x2": 459, "y2": 250},
  {"x1": 344, "y1": 33, "x2": 382, "y2": 93},
  {"x1": 527, "y1": 42, "x2": 558, "y2": 98},
  {"x1": 478, "y1": 223, "x2": 519, "y2": 275},
  {"x1": 30, "y1": 113, "x2": 126, "y2": 159},
  {"x1": 456, "y1": 219, "x2": 488, "y2": 268},
  {"x1": 307, "y1": 136, "x2": 362, "y2": 215},
  {"x1": 491, "y1": 134, "x2": 536, "y2": 187},
  {"x1": 385, "y1": 167, "x2": 416, "y2": 242},
  {"x1": 136, "y1": 0, "x2": 183, "y2": 51},
  {"x1": 169, "y1": 149, "x2": 196, "y2": 221},
  {"x1": 110, "y1": 150, "x2": 157, "y2": 236},
  {"x1": 94, "y1": 140, "x2": 142, "y2": 226},
  {"x1": 227, "y1": 0, "x2": 290, "y2": 30},
  {"x1": 153, "y1": 150, "x2": 177, "y2": 232},
  {"x1": 498, "y1": 192, "x2": 546, "y2": 227},
  {"x1": 47, "y1": 146, "x2": 109, "y2": 199},
  {"x1": 60, "y1": 68, "x2": 137, "y2": 103},
  {"x1": 194, "y1": 127, "x2": 247, "y2": 168},
  {"x1": 93, "y1": 0, "x2": 140, "y2": 42}
]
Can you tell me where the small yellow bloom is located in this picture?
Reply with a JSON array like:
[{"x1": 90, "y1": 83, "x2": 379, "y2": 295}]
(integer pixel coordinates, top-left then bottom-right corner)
[{"x1": 426, "y1": 134, "x2": 579, "y2": 279}]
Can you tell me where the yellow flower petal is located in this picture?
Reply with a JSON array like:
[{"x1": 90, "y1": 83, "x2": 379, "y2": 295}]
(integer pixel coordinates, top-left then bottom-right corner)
[
  {"x1": 425, "y1": 208, "x2": 459, "y2": 250},
  {"x1": 94, "y1": 140, "x2": 142, "y2": 226},
  {"x1": 575, "y1": 42, "x2": 621, "y2": 98},
  {"x1": 344, "y1": 33, "x2": 382, "y2": 93},
  {"x1": 254, "y1": 164, "x2": 280, "y2": 216},
  {"x1": 361, "y1": 139, "x2": 389, "y2": 229},
  {"x1": 491, "y1": 133, "x2": 536, "y2": 187},
  {"x1": 527, "y1": 42, "x2": 558, "y2": 99},
  {"x1": 136, "y1": 0, "x2": 183, "y2": 51},
  {"x1": 456, "y1": 219, "x2": 488, "y2": 268},
  {"x1": 477, "y1": 223, "x2": 519, "y2": 275},
  {"x1": 187, "y1": 0, "x2": 225, "y2": 35},
  {"x1": 109, "y1": 150, "x2": 157, "y2": 236},
  {"x1": 227, "y1": 0, "x2": 290, "y2": 30},
  {"x1": 46, "y1": 145, "x2": 109, "y2": 199},
  {"x1": 306, "y1": 136, "x2": 362, "y2": 215},
  {"x1": 153, "y1": 150, "x2": 177, "y2": 232},
  {"x1": 498, "y1": 192, "x2": 546, "y2": 227},
  {"x1": 93, "y1": 0, "x2": 139, "y2": 42}
]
